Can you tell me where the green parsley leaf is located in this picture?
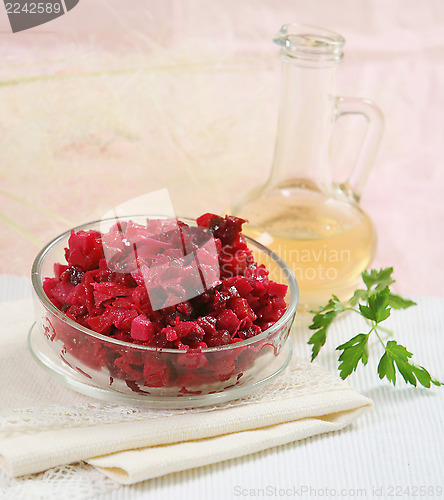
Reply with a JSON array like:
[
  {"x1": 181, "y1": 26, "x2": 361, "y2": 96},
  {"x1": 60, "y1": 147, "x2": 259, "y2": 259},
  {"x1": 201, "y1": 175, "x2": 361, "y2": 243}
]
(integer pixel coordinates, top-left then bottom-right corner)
[
  {"x1": 357, "y1": 287, "x2": 391, "y2": 323},
  {"x1": 388, "y1": 293, "x2": 416, "y2": 310},
  {"x1": 308, "y1": 296, "x2": 345, "y2": 361},
  {"x1": 307, "y1": 267, "x2": 442, "y2": 389},
  {"x1": 349, "y1": 288, "x2": 370, "y2": 306},
  {"x1": 378, "y1": 340, "x2": 443, "y2": 388},
  {"x1": 368, "y1": 287, "x2": 391, "y2": 322},
  {"x1": 307, "y1": 310, "x2": 337, "y2": 361},
  {"x1": 349, "y1": 268, "x2": 395, "y2": 306},
  {"x1": 362, "y1": 267, "x2": 395, "y2": 290},
  {"x1": 336, "y1": 333, "x2": 369, "y2": 379},
  {"x1": 377, "y1": 351, "x2": 397, "y2": 385}
]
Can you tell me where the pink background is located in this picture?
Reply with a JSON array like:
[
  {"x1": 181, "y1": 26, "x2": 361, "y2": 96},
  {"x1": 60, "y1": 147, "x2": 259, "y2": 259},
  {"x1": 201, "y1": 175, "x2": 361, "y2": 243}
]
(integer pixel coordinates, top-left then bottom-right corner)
[{"x1": 0, "y1": 0, "x2": 443, "y2": 296}]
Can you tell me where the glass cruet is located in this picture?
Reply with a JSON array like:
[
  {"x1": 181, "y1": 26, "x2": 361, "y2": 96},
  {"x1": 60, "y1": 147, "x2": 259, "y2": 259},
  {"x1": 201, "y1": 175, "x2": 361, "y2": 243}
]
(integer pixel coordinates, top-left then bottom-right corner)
[{"x1": 230, "y1": 24, "x2": 384, "y2": 313}]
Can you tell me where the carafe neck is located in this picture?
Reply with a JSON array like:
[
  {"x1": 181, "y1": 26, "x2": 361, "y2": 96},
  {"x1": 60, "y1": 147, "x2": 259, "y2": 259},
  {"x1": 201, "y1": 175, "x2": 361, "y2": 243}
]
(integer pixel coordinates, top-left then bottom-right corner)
[{"x1": 268, "y1": 25, "x2": 345, "y2": 193}]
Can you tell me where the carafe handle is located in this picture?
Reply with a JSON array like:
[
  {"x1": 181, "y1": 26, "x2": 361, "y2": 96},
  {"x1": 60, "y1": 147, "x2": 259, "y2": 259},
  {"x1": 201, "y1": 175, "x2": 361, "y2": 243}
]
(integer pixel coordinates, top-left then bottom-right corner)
[{"x1": 335, "y1": 97, "x2": 384, "y2": 199}]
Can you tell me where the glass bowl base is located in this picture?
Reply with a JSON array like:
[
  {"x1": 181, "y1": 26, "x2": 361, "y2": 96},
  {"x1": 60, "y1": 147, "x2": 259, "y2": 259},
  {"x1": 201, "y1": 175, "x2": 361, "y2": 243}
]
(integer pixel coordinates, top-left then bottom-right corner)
[{"x1": 28, "y1": 322, "x2": 293, "y2": 409}]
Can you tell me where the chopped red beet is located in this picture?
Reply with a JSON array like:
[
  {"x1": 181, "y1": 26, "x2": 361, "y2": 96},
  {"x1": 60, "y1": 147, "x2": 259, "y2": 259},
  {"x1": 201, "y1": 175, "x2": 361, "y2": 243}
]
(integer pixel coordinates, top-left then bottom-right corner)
[
  {"x1": 44, "y1": 214, "x2": 288, "y2": 392},
  {"x1": 216, "y1": 309, "x2": 241, "y2": 335},
  {"x1": 130, "y1": 315, "x2": 156, "y2": 341}
]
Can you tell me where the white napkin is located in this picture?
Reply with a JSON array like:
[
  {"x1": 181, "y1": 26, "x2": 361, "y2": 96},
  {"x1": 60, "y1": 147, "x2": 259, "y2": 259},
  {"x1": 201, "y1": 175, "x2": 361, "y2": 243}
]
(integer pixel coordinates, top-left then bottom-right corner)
[{"x1": 0, "y1": 300, "x2": 372, "y2": 484}]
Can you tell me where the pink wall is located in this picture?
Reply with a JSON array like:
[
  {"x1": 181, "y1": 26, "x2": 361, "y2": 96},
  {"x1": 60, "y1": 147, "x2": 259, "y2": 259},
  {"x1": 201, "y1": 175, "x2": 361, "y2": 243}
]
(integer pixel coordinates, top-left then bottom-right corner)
[{"x1": 1, "y1": 0, "x2": 443, "y2": 296}]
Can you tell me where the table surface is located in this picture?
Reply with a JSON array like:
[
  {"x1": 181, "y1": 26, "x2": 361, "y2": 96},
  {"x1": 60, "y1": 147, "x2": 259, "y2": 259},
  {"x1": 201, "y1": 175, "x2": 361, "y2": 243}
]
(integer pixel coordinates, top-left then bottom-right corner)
[{"x1": 1, "y1": 275, "x2": 442, "y2": 500}]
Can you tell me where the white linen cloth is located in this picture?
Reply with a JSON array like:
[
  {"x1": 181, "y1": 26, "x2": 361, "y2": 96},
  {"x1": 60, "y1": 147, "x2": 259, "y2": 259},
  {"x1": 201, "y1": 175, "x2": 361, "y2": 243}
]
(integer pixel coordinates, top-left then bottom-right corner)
[{"x1": 0, "y1": 299, "x2": 371, "y2": 484}]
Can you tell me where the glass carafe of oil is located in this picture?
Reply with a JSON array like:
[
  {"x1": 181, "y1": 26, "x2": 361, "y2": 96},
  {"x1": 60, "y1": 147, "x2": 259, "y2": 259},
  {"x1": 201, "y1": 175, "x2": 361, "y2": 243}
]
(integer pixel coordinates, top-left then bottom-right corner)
[{"x1": 231, "y1": 24, "x2": 384, "y2": 313}]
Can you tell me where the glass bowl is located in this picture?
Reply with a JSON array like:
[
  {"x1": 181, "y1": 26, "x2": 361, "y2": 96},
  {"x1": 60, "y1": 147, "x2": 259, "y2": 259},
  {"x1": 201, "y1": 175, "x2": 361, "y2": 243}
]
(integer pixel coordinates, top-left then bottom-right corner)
[{"x1": 30, "y1": 216, "x2": 298, "y2": 408}]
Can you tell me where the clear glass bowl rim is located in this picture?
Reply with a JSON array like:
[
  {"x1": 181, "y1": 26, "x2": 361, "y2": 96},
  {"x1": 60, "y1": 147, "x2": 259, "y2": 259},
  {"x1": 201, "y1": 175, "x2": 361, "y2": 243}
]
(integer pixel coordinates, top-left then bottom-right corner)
[{"x1": 31, "y1": 215, "x2": 299, "y2": 354}]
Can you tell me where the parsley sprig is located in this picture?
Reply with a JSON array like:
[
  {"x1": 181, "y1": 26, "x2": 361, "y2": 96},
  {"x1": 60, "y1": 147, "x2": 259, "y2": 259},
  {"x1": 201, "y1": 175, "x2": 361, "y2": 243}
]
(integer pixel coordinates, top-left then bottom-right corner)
[{"x1": 308, "y1": 267, "x2": 442, "y2": 388}]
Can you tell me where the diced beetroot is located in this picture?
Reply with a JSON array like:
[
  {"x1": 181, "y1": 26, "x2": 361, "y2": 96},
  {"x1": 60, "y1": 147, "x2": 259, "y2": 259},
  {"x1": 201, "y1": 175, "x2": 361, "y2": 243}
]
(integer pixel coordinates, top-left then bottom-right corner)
[
  {"x1": 114, "y1": 356, "x2": 143, "y2": 380},
  {"x1": 163, "y1": 325, "x2": 178, "y2": 342},
  {"x1": 114, "y1": 273, "x2": 137, "y2": 287},
  {"x1": 174, "y1": 320, "x2": 197, "y2": 338},
  {"x1": 134, "y1": 238, "x2": 172, "y2": 261},
  {"x1": 210, "y1": 353, "x2": 237, "y2": 381},
  {"x1": 92, "y1": 282, "x2": 133, "y2": 306},
  {"x1": 197, "y1": 213, "x2": 246, "y2": 246},
  {"x1": 216, "y1": 309, "x2": 241, "y2": 335},
  {"x1": 206, "y1": 330, "x2": 232, "y2": 347},
  {"x1": 180, "y1": 324, "x2": 205, "y2": 347},
  {"x1": 65, "y1": 304, "x2": 87, "y2": 320},
  {"x1": 220, "y1": 251, "x2": 250, "y2": 278},
  {"x1": 197, "y1": 315, "x2": 217, "y2": 336},
  {"x1": 88, "y1": 312, "x2": 114, "y2": 335},
  {"x1": 49, "y1": 280, "x2": 74, "y2": 305},
  {"x1": 257, "y1": 321, "x2": 276, "y2": 331},
  {"x1": 223, "y1": 276, "x2": 253, "y2": 297},
  {"x1": 238, "y1": 322, "x2": 262, "y2": 340},
  {"x1": 141, "y1": 354, "x2": 171, "y2": 387},
  {"x1": 177, "y1": 351, "x2": 209, "y2": 369},
  {"x1": 66, "y1": 283, "x2": 86, "y2": 306},
  {"x1": 174, "y1": 340, "x2": 189, "y2": 349},
  {"x1": 88, "y1": 307, "x2": 138, "y2": 334},
  {"x1": 195, "y1": 213, "x2": 218, "y2": 227},
  {"x1": 229, "y1": 296, "x2": 257, "y2": 321},
  {"x1": 273, "y1": 295, "x2": 287, "y2": 307},
  {"x1": 66, "y1": 230, "x2": 104, "y2": 271},
  {"x1": 43, "y1": 278, "x2": 63, "y2": 308},
  {"x1": 268, "y1": 281, "x2": 288, "y2": 298},
  {"x1": 131, "y1": 286, "x2": 150, "y2": 310},
  {"x1": 43, "y1": 214, "x2": 289, "y2": 393},
  {"x1": 109, "y1": 307, "x2": 138, "y2": 331},
  {"x1": 199, "y1": 263, "x2": 222, "y2": 290},
  {"x1": 54, "y1": 263, "x2": 69, "y2": 280},
  {"x1": 112, "y1": 297, "x2": 134, "y2": 309},
  {"x1": 130, "y1": 315, "x2": 156, "y2": 341},
  {"x1": 176, "y1": 301, "x2": 193, "y2": 316}
]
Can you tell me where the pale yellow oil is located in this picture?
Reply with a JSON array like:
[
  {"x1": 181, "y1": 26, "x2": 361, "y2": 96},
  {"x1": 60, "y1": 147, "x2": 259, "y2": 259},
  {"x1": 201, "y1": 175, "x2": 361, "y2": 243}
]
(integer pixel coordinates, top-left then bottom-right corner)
[{"x1": 232, "y1": 183, "x2": 376, "y2": 313}]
